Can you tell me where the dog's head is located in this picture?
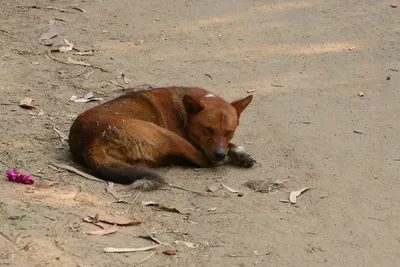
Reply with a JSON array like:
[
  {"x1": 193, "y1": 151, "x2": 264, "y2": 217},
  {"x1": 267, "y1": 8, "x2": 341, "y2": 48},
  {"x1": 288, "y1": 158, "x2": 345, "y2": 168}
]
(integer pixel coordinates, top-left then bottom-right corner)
[{"x1": 183, "y1": 92, "x2": 253, "y2": 163}]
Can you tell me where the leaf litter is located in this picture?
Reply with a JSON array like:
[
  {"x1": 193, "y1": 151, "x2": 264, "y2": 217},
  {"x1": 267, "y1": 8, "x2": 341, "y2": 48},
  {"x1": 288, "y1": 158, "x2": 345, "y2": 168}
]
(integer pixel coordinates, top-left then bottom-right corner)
[
  {"x1": 289, "y1": 188, "x2": 310, "y2": 204},
  {"x1": 244, "y1": 179, "x2": 290, "y2": 194},
  {"x1": 84, "y1": 214, "x2": 141, "y2": 227},
  {"x1": 70, "y1": 92, "x2": 103, "y2": 103},
  {"x1": 38, "y1": 27, "x2": 58, "y2": 46},
  {"x1": 142, "y1": 201, "x2": 189, "y2": 215},
  {"x1": 85, "y1": 224, "x2": 118, "y2": 236}
]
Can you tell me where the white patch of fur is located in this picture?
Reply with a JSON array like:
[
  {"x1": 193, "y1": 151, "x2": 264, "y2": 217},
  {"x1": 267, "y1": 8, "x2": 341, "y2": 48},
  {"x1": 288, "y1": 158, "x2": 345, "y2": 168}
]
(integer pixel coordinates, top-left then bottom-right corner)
[
  {"x1": 131, "y1": 177, "x2": 166, "y2": 191},
  {"x1": 233, "y1": 146, "x2": 246, "y2": 154},
  {"x1": 204, "y1": 93, "x2": 215, "y2": 98}
]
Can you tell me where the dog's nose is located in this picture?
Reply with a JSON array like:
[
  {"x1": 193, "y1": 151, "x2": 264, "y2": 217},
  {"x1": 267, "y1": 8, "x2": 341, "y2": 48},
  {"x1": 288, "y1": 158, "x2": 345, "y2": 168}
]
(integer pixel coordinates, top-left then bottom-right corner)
[{"x1": 213, "y1": 149, "x2": 226, "y2": 161}]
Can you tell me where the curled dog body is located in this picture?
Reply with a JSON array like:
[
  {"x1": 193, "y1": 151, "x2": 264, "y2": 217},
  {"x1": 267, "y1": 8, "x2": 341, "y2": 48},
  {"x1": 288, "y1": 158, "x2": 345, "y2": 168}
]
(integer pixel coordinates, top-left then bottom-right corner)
[{"x1": 68, "y1": 87, "x2": 256, "y2": 191}]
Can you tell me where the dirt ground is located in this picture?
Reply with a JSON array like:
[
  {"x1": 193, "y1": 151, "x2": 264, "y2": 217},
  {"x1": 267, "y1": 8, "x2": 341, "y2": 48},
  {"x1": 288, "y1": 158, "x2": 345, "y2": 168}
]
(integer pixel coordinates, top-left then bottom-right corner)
[{"x1": 0, "y1": 0, "x2": 399, "y2": 266}]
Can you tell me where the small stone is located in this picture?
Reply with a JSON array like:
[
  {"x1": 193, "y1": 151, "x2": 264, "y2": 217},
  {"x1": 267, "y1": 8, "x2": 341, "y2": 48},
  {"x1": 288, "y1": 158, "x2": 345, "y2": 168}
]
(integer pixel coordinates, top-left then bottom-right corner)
[
  {"x1": 237, "y1": 192, "x2": 244, "y2": 197},
  {"x1": 358, "y1": 92, "x2": 364, "y2": 97},
  {"x1": 387, "y1": 76, "x2": 391, "y2": 80}
]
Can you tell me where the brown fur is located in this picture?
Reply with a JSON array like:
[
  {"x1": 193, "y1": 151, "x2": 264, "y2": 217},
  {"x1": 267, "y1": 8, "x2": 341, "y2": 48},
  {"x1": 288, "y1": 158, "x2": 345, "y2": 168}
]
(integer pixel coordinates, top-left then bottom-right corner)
[{"x1": 68, "y1": 87, "x2": 255, "y2": 191}]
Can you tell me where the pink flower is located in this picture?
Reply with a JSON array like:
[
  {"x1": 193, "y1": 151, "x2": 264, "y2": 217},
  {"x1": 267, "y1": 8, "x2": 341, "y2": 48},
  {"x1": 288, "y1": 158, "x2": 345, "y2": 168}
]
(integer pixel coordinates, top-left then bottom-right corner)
[
  {"x1": 18, "y1": 173, "x2": 34, "y2": 185},
  {"x1": 6, "y1": 170, "x2": 19, "y2": 182},
  {"x1": 5, "y1": 170, "x2": 34, "y2": 185}
]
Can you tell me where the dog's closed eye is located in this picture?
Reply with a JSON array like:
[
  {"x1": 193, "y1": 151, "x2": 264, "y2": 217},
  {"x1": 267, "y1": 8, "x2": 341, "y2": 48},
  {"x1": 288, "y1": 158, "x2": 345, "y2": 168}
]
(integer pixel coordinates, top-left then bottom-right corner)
[{"x1": 205, "y1": 127, "x2": 215, "y2": 135}]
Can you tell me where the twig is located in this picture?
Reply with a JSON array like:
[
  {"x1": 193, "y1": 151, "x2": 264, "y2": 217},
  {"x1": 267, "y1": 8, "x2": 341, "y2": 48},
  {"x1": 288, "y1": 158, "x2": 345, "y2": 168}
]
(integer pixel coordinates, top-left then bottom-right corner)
[
  {"x1": 226, "y1": 252, "x2": 271, "y2": 257},
  {"x1": 51, "y1": 162, "x2": 104, "y2": 182},
  {"x1": 104, "y1": 245, "x2": 159, "y2": 253},
  {"x1": 169, "y1": 183, "x2": 201, "y2": 194},
  {"x1": 46, "y1": 51, "x2": 108, "y2": 72},
  {"x1": 0, "y1": 158, "x2": 12, "y2": 169},
  {"x1": 124, "y1": 192, "x2": 141, "y2": 214},
  {"x1": 271, "y1": 84, "x2": 284, "y2": 87},
  {"x1": 138, "y1": 252, "x2": 155, "y2": 263}
]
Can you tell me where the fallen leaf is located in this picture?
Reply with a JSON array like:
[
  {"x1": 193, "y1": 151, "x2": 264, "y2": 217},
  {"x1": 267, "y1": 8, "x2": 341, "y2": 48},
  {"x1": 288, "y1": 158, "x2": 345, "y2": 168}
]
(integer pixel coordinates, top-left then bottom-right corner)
[
  {"x1": 163, "y1": 249, "x2": 176, "y2": 255},
  {"x1": 174, "y1": 240, "x2": 196, "y2": 248},
  {"x1": 206, "y1": 184, "x2": 220, "y2": 192},
  {"x1": 141, "y1": 201, "x2": 188, "y2": 214},
  {"x1": 85, "y1": 224, "x2": 118, "y2": 236},
  {"x1": 221, "y1": 184, "x2": 240, "y2": 193},
  {"x1": 85, "y1": 215, "x2": 141, "y2": 226},
  {"x1": 19, "y1": 97, "x2": 37, "y2": 109},
  {"x1": 57, "y1": 39, "x2": 74, "y2": 52},
  {"x1": 103, "y1": 245, "x2": 159, "y2": 253},
  {"x1": 107, "y1": 182, "x2": 122, "y2": 201},
  {"x1": 70, "y1": 92, "x2": 103, "y2": 103},
  {"x1": 289, "y1": 188, "x2": 310, "y2": 204},
  {"x1": 38, "y1": 27, "x2": 58, "y2": 46}
]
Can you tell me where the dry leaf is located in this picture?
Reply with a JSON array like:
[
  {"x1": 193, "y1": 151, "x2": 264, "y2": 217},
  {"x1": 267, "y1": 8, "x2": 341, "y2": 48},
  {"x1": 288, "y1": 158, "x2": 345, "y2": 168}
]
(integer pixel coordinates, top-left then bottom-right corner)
[
  {"x1": 85, "y1": 224, "x2": 118, "y2": 236},
  {"x1": 103, "y1": 245, "x2": 159, "y2": 253},
  {"x1": 57, "y1": 39, "x2": 74, "y2": 52},
  {"x1": 221, "y1": 184, "x2": 239, "y2": 193},
  {"x1": 206, "y1": 184, "x2": 220, "y2": 192},
  {"x1": 141, "y1": 201, "x2": 188, "y2": 214},
  {"x1": 38, "y1": 27, "x2": 58, "y2": 46},
  {"x1": 70, "y1": 92, "x2": 103, "y2": 103},
  {"x1": 107, "y1": 182, "x2": 122, "y2": 201},
  {"x1": 289, "y1": 188, "x2": 310, "y2": 204},
  {"x1": 19, "y1": 97, "x2": 37, "y2": 109},
  {"x1": 67, "y1": 57, "x2": 90, "y2": 67},
  {"x1": 85, "y1": 215, "x2": 141, "y2": 226},
  {"x1": 174, "y1": 240, "x2": 196, "y2": 248}
]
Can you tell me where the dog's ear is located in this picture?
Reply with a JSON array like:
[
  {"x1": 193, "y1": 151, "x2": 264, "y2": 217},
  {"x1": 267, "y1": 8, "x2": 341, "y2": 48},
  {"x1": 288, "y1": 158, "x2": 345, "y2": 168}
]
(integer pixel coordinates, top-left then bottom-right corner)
[
  {"x1": 231, "y1": 95, "x2": 253, "y2": 116},
  {"x1": 183, "y1": 95, "x2": 204, "y2": 115}
]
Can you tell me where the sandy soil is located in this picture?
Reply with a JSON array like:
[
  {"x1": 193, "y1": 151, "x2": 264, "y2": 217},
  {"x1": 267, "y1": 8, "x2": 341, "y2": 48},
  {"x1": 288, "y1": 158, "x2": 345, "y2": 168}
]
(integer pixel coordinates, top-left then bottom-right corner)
[{"x1": 0, "y1": 0, "x2": 399, "y2": 266}]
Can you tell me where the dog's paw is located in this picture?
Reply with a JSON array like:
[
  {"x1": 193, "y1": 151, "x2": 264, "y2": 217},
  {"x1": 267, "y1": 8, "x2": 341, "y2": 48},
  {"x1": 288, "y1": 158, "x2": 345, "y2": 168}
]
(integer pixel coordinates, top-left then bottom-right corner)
[{"x1": 228, "y1": 146, "x2": 256, "y2": 167}]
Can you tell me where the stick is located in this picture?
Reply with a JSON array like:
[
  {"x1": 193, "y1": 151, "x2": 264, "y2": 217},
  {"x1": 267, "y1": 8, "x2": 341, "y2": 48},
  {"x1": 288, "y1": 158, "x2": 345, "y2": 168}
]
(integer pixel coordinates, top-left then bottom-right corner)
[
  {"x1": 51, "y1": 162, "x2": 104, "y2": 182},
  {"x1": 138, "y1": 252, "x2": 155, "y2": 263},
  {"x1": 103, "y1": 245, "x2": 159, "y2": 253},
  {"x1": 124, "y1": 192, "x2": 141, "y2": 214}
]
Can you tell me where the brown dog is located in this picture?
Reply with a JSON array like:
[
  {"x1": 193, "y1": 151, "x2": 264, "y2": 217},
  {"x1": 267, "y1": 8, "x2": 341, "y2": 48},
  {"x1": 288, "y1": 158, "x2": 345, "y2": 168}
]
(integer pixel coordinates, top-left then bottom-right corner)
[{"x1": 68, "y1": 87, "x2": 256, "y2": 190}]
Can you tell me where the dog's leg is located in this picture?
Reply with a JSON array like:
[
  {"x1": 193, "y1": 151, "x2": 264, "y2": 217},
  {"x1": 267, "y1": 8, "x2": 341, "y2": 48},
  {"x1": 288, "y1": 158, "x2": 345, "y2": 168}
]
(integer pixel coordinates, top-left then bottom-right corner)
[{"x1": 227, "y1": 143, "x2": 256, "y2": 167}]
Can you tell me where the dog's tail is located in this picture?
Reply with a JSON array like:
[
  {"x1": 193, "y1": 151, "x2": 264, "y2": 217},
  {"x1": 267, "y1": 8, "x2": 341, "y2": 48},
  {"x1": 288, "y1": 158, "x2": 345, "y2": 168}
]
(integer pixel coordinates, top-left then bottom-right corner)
[{"x1": 80, "y1": 146, "x2": 166, "y2": 191}]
